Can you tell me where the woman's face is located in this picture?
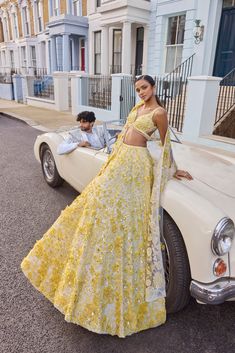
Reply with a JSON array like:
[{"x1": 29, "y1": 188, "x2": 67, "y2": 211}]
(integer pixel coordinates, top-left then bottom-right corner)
[{"x1": 135, "y1": 79, "x2": 155, "y2": 102}]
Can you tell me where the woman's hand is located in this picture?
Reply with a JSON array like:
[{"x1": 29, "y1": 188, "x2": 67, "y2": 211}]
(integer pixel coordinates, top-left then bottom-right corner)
[{"x1": 174, "y1": 169, "x2": 193, "y2": 180}]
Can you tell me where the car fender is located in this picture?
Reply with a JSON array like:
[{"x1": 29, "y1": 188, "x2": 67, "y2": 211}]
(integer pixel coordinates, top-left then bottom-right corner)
[
  {"x1": 34, "y1": 133, "x2": 65, "y2": 176},
  {"x1": 161, "y1": 179, "x2": 229, "y2": 283}
]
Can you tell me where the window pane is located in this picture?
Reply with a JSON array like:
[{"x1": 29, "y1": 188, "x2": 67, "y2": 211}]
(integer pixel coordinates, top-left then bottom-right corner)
[
  {"x1": 165, "y1": 46, "x2": 176, "y2": 72},
  {"x1": 167, "y1": 16, "x2": 178, "y2": 45},
  {"x1": 113, "y1": 30, "x2": 122, "y2": 71},
  {"x1": 73, "y1": 0, "x2": 81, "y2": 16},
  {"x1": 21, "y1": 46, "x2": 26, "y2": 66},
  {"x1": 113, "y1": 30, "x2": 122, "y2": 52},
  {"x1": 31, "y1": 46, "x2": 37, "y2": 67},
  {"x1": 94, "y1": 31, "x2": 101, "y2": 53},
  {"x1": 175, "y1": 46, "x2": 183, "y2": 67},
  {"x1": 113, "y1": 53, "x2": 121, "y2": 66},
  {"x1": 31, "y1": 46, "x2": 36, "y2": 59},
  {"x1": 176, "y1": 15, "x2": 185, "y2": 44},
  {"x1": 10, "y1": 50, "x2": 14, "y2": 67},
  {"x1": 223, "y1": 0, "x2": 234, "y2": 8},
  {"x1": 137, "y1": 27, "x2": 144, "y2": 41},
  {"x1": 94, "y1": 31, "x2": 101, "y2": 74},
  {"x1": 95, "y1": 54, "x2": 101, "y2": 74}
]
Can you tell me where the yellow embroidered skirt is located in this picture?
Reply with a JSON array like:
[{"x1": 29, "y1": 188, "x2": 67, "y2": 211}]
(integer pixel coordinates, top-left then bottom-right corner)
[{"x1": 21, "y1": 142, "x2": 166, "y2": 337}]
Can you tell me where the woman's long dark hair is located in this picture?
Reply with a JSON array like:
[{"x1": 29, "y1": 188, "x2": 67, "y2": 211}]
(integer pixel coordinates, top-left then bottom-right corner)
[{"x1": 135, "y1": 75, "x2": 163, "y2": 107}]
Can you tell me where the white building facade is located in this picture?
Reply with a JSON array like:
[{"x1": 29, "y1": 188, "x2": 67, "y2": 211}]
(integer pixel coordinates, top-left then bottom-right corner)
[
  {"x1": 0, "y1": 0, "x2": 88, "y2": 75},
  {"x1": 87, "y1": 0, "x2": 152, "y2": 75},
  {"x1": 88, "y1": 0, "x2": 235, "y2": 77}
]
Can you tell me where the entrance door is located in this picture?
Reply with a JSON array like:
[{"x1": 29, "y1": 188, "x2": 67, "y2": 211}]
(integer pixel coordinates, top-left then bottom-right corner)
[
  {"x1": 135, "y1": 27, "x2": 144, "y2": 75},
  {"x1": 80, "y1": 39, "x2": 85, "y2": 71},
  {"x1": 213, "y1": 7, "x2": 235, "y2": 77}
]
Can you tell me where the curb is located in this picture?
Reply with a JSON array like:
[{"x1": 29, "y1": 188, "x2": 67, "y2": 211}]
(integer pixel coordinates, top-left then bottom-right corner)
[{"x1": 0, "y1": 111, "x2": 51, "y2": 132}]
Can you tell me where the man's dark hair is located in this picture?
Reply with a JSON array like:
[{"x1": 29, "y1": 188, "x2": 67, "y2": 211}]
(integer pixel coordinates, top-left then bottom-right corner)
[{"x1": 76, "y1": 111, "x2": 96, "y2": 123}]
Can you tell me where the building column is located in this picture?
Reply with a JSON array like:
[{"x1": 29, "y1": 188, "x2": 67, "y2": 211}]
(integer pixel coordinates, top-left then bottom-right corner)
[
  {"x1": 50, "y1": 35, "x2": 57, "y2": 72},
  {"x1": 122, "y1": 21, "x2": 132, "y2": 74},
  {"x1": 37, "y1": 42, "x2": 42, "y2": 69},
  {"x1": 101, "y1": 25, "x2": 109, "y2": 75},
  {"x1": 53, "y1": 72, "x2": 69, "y2": 111},
  {"x1": 39, "y1": 41, "x2": 47, "y2": 70},
  {"x1": 71, "y1": 37, "x2": 75, "y2": 70},
  {"x1": 62, "y1": 33, "x2": 71, "y2": 72},
  {"x1": 88, "y1": 29, "x2": 93, "y2": 73},
  {"x1": 182, "y1": 76, "x2": 222, "y2": 141},
  {"x1": 66, "y1": 0, "x2": 72, "y2": 15},
  {"x1": 15, "y1": 47, "x2": 20, "y2": 71},
  {"x1": 142, "y1": 25, "x2": 149, "y2": 74},
  {"x1": 45, "y1": 38, "x2": 51, "y2": 74}
]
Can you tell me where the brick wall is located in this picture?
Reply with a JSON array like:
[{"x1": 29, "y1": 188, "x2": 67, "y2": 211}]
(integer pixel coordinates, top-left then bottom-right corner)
[
  {"x1": 28, "y1": 0, "x2": 35, "y2": 36},
  {"x1": 60, "y1": 0, "x2": 67, "y2": 15},
  {"x1": 82, "y1": 0, "x2": 87, "y2": 16},
  {"x1": 213, "y1": 109, "x2": 235, "y2": 139},
  {"x1": 17, "y1": 5, "x2": 23, "y2": 38},
  {"x1": 43, "y1": 0, "x2": 49, "y2": 26},
  {"x1": 0, "y1": 20, "x2": 4, "y2": 42}
]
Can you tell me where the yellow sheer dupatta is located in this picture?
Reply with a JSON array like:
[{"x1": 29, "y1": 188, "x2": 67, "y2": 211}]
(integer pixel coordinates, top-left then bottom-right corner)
[{"x1": 145, "y1": 128, "x2": 177, "y2": 301}]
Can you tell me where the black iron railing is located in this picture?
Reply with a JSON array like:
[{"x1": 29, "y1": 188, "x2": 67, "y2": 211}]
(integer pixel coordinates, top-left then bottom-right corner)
[
  {"x1": 82, "y1": 75, "x2": 112, "y2": 110},
  {"x1": 110, "y1": 65, "x2": 122, "y2": 74},
  {"x1": 0, "y1": 73, "x2": 13, "y2": 83},
  {"x1": 120, "y1": 76, "x2": 136, "y2": 120},
  {"x1": 118, "y1": 55, "x2": 195, "y2": 126},
  {"x1": 33, "y1": 69, "x2": 54, "y2": 100},
  {"x1": 33, "y1": 67, "x2": 48, "y2": 78},
  {"x1": 131, "y1": 64, "x2": 143, "y2": 76},
  {"x1": 155, "y1": 54, "x2": 195, "y2": 132},
  {"x1": 215, "y1": 68, "x2": 235, "y2": 125}
]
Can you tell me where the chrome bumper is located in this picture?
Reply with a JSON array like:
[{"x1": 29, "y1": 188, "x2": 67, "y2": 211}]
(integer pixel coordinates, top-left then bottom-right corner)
[{"x1": 190, "y1": 278, "x2": 235, "y2": 305}]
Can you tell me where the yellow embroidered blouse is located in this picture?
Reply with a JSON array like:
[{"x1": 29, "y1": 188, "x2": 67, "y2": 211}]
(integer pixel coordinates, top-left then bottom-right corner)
[{"x1": 124, "y1": 106, "x2": 163, "y2": 141}]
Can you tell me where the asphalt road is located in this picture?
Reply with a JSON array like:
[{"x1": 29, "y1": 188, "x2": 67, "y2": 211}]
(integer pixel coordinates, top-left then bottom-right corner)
[{"x1": 0, "y1": 116, "x2": 235, "y2": 353}]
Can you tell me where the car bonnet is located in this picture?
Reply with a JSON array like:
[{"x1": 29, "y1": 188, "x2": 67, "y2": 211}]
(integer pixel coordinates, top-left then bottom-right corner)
[{"x1": 173, "y1": 143, "x2": 235, "y2": 198}]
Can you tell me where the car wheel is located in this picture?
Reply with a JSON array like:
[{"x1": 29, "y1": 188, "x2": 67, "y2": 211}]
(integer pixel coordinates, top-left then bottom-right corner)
[
  {"x1": 162, "y1": 210, "x2": 191, "y2": 313},
  {"x1": 40, "y1": 144, "x2": 64, "y2": 187}
]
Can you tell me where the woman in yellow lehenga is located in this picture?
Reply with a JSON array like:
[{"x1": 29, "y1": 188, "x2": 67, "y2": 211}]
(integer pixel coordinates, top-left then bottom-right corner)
[{"x1": 21, "y1": 75, "x2": 192, "y2": 338}]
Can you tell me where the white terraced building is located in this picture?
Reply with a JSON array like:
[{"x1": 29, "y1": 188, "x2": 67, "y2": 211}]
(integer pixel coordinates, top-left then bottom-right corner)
[{"x1": 88, "y1": 0, "x2": 235, "y2": 77}]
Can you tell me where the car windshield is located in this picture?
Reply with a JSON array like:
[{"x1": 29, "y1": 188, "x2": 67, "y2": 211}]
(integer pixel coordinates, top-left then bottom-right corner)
[
  {"x1": 56, "y1": 121, "x2": 181, "y2": 154},
  {"x1": 103, "y1": 120, "x2": 181, "y2": 153}
]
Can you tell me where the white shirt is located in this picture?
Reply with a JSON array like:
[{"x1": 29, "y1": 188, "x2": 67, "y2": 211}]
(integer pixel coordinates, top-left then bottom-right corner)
[{"x1": 57, "y1": 126, "x2": 106, "y2": 155}]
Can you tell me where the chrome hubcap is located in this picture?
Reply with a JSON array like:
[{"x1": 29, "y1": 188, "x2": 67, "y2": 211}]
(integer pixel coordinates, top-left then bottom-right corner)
[{"x1": 43, "y1": 150, "x2": 55, "y2": 180}]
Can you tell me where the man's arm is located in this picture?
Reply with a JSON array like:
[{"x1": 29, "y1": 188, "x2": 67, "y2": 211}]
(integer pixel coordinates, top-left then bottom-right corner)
[{"x1": 78, "y1": 141, "x2": 91, "y2": 147}]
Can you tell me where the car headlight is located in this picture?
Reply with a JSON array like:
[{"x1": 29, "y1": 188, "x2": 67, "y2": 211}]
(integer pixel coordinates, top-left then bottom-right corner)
[{"x1": 211, "y1": 218, "x2": 235, "y2": 256}]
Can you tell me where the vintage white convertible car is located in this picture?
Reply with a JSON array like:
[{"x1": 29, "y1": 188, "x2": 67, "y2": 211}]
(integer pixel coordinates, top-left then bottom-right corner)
[{"x1": 34, "y1": 121, "x2": 235, "y2": 313}]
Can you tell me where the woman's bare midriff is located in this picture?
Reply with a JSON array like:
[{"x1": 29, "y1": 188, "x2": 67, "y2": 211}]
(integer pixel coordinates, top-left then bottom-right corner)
[{"x1": 123, "y1": 126, "x2": 148, "y2": 147}]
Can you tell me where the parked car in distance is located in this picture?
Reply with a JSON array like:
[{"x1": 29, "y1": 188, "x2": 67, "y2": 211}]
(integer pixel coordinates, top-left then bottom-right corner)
[{"x1": 34, "y1": 121, "x2": 235, "y2": 313}]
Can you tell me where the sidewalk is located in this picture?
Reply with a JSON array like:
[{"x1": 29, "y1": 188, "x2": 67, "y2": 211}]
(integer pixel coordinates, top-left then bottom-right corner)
[
  {"x1": 0, "y1": 99, "x2": 77, "y2": 131},
  {"x1": 1, "y1": 99, "x2": 235, "y2": 156}
]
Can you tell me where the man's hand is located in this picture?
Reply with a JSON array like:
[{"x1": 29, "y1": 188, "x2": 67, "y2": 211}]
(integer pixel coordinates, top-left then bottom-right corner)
[{"x1": 78, "y1": 141, "x2": 91, "y2": 147}]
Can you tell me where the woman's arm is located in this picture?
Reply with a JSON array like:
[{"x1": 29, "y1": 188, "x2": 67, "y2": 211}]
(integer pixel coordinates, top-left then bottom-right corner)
[
  {"x1": 153, "y1": 108, "x2": 193, "y2": 180},
  {"x1": 152, "y1": 108, "x2": 168, "y2": 145}
]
